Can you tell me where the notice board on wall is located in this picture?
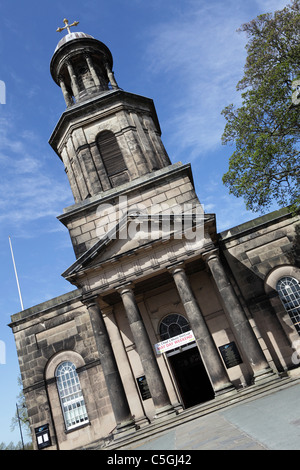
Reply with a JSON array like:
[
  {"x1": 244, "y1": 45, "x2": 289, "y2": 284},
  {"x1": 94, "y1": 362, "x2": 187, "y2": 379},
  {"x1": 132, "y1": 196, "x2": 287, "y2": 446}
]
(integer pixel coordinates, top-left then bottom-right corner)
[{"x1": 219, "y1": 342, "x2": 243, "y2": 369}]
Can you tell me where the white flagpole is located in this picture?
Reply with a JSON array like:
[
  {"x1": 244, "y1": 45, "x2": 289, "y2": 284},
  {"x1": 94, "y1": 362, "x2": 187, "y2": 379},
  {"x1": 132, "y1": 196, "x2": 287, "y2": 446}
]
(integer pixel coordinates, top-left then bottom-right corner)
[{"x1": 9, "y1": 236, "x2": 24, "y2": 311}]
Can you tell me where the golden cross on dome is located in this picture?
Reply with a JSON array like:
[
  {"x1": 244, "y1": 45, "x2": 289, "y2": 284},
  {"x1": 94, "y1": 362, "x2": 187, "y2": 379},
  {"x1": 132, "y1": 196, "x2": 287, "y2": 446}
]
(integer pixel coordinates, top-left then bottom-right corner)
[{"x1": 56, "y1": 18, "x2": 79, "y2": 34}]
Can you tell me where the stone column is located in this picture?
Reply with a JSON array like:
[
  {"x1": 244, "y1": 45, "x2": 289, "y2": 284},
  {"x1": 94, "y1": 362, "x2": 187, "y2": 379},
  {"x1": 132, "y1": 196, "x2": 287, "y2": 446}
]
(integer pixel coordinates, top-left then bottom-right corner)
[
  {"x1": 102, "y1": 305, "x2": 150, "y2": 428},
  {"x1": 83, "y1": 295, "x2": 136, "y2": 436},
  {"x1": 58, "y1": 75, "x2": 73, "y2": 107},
  {"x1": 117, "y1": 285, "x2": 177, "y2": 420},
  {"x1": 169, "y1": 265, "x2": 234, "y2": 395},
  {"x1": 105, "y1": 62, "x2": 119, "y2": 89},
  {"x1": 203, "y1": 249, "x2": 274, "y2": 383},
  {"x1": 85, "y1": 53, "x2": 101, "y2": 87},
  {"x1": 66, "y1": 60, "x2": 80, "y2": 98}
]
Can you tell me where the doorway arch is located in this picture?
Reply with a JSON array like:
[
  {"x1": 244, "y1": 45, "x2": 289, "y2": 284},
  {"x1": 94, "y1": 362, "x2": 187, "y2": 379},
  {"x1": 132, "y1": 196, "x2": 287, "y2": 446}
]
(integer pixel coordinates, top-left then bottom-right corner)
[{"x1": 159, "y1": 314, "x2": 214, "y2": 408}]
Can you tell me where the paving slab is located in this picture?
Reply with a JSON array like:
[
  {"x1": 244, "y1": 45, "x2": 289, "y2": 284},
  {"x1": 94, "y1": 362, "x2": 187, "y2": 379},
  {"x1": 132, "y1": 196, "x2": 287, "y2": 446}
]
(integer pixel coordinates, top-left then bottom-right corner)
[
  {"x1": 121, "y1": 412, "x2": 266, "y2": 450},
  {"x1": 221, "y1": 382, "x2": 300, "y2": 450},
  {"x1": 119, "y1": 381, "x2": 300, "y2": 450}
]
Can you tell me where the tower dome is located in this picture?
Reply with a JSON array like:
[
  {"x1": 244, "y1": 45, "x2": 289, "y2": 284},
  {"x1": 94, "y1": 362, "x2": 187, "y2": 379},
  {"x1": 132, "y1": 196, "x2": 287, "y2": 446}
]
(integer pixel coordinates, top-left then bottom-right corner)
[
  {"x1": 54, "y1": 31, "x2": 95, "y2": 52},
  {"x1": 50, "y1": 19, "x2": 118, "y2": 107}
]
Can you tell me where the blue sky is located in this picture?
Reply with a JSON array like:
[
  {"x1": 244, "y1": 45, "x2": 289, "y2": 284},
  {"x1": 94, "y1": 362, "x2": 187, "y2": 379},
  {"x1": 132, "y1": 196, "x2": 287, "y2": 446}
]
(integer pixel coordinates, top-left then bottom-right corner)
[{"x1": 0, "y1": 0, "x2": 289, "y2": 445}]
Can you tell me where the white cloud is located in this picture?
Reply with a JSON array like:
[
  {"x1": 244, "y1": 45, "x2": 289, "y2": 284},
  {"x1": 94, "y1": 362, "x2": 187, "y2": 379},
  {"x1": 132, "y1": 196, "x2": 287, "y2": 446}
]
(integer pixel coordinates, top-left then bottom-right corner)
[
  {"x1": 0, "y1": 115, "x2": 73, "y2": 236},
  {"x1": 255, "y1": 0, "x2": 290, "y2": 12},
  {"x1": 144, "y1": 0, "x2": 290, "y2": 159}
]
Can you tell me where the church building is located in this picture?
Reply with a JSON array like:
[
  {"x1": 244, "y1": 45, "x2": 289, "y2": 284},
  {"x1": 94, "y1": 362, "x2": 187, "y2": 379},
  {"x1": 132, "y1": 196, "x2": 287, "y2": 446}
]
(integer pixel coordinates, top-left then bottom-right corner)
[{"x1": 9, "y1": 21, "x2": 300, "y2": 450}]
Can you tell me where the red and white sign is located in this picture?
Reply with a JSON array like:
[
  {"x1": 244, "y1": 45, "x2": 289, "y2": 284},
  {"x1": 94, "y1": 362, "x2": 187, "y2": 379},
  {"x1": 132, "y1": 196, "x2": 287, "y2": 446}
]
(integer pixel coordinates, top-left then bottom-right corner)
[{"x1": 155, "y1": 330, "x2": 195, "y2": 355}]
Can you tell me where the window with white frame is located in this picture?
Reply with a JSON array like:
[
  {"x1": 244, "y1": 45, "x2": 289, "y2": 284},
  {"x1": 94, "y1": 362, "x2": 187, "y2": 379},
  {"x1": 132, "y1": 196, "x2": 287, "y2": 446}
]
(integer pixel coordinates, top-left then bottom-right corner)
[
  {"x1": 276, "y1": 276, "x2": 300, "y2": 335},
  {"x1": 55, "y1": 361, "x2": 89, "y2": 430}
]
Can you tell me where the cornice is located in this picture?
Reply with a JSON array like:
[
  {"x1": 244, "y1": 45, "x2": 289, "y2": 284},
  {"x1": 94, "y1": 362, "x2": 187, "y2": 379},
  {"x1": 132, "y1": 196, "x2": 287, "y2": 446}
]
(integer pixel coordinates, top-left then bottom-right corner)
[
  {"x1": 57, "y1": 162, "x2": 194, "y2": 224},
  {"x1": 49, "y1": 89, "x2": 161, "y2": 155}
]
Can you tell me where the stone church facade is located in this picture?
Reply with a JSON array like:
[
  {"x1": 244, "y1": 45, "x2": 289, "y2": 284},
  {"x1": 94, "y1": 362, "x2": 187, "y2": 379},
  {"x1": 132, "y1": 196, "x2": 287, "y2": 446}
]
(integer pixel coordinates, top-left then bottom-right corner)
[{"x1": 9, "y1": 27, "x2": 300, "y2": 450}]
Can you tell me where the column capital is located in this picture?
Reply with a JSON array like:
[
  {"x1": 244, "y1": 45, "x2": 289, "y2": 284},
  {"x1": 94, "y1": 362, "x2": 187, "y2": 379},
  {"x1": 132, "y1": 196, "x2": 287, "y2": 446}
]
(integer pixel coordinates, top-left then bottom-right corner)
[
  {"x1": 202, "y1": 248, "x2": 219, "y2": 263},
  {"x1": 81, "y1": 292, "x2": 99, "y2": 309},
  {"x1": 116, "y1": 283, "x2": 134, "y2": 296},
  {"x1": 167, "y1": 262, "x2": 185, "y2": 276}
]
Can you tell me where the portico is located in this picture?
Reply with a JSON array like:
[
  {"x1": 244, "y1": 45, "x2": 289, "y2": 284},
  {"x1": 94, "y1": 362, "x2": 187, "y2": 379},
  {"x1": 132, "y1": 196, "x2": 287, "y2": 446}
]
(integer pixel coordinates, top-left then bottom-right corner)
[{"x1": 60, "y1": 204, "x2": 274, "y2": 427}]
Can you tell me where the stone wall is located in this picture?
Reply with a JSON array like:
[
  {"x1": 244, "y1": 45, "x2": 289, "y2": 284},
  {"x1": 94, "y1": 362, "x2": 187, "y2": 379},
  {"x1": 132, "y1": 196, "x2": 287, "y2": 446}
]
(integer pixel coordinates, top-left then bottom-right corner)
[
  {"x1": 10, "y1": 289, "x2": 114, "y2": 450},
  {"x1": 219, "y1": 208, "x2": 300, "y2": 373},
  {"x1": 50, "y1": 91, "x2": 171, "y2": 203},
  {"x1": 10, "y1": 203, "x2": 300, "y2": 449},
  {"x1": 58, "y1": 163, "x2": 202, "y2": 258}
]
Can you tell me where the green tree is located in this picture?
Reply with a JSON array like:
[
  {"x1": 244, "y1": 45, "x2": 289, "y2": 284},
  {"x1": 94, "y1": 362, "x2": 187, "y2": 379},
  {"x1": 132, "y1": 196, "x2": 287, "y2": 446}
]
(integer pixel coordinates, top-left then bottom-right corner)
[
  {"x1": 221, "y1": 0, "x2": 300, "y2": 212},
  {"x1": 0, "y1": 441, "x2": 33, "y2": 450},
  {"x1": 10, "y1": 376, "x2": 32, "y2": 448}
]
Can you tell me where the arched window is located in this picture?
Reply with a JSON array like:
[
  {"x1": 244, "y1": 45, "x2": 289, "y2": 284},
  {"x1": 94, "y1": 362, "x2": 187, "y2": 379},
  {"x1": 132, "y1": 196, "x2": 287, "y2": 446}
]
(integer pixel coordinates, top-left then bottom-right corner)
[
  {"x1": 56, "y1": 361, "x2": 89, "y2": 430},
  {"x1": 96, "y1": 130, "x2": 127, "y2": 184},
  {"x1": 276, "y1": 276, "x2": 300, "y2": 335},
  {"x1": 159, "y1": 313, "x2": 190, "y2": 341}
]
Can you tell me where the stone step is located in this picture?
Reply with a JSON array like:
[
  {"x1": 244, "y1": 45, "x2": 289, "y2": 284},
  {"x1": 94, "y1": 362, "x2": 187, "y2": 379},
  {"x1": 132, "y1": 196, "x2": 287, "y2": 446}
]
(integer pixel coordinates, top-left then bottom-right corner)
[{"x1": 81, "y1": 372, "x2": 300, "y2": 450}]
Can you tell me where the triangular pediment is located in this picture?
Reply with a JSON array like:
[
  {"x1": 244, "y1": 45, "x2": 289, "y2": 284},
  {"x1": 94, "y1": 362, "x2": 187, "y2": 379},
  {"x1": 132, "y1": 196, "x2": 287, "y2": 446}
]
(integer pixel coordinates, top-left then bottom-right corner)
[{"x1": 62, "y1": 213, "x2": 216, "y2": 280}]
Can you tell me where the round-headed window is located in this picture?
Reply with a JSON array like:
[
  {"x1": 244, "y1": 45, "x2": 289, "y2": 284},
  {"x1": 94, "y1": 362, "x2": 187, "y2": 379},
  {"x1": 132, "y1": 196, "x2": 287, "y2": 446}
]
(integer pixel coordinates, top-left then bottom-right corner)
[
  {"x1": 159, "y1": 314, "x2": 190, "y2": 341},
  {"x1": 56, "y1": 361, "x2": 89, "y2": 430},
  {"x1": 276, "y1": 276, "x2": 300, "y2": 335}
]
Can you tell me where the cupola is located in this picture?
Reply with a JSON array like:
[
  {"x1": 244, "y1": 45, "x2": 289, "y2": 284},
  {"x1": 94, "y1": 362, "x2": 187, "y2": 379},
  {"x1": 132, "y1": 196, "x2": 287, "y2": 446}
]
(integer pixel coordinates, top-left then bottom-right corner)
[
  {"x1": 49, "y1": 19, "x2": 171, "y2": 204},
  {"x1": 50, "y1": 19, "x2": 118, "y2": 107}
]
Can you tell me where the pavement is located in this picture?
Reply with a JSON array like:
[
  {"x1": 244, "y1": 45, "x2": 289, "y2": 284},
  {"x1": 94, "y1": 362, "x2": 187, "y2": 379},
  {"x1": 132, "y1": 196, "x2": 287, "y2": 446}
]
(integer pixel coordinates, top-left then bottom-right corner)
[{"x1": 116, "y1": 379, "x2": 300, "y2": 451}]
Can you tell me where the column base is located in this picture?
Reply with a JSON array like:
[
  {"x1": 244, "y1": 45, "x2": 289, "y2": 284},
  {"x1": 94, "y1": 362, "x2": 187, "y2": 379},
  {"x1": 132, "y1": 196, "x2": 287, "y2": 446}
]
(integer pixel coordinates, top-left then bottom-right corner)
[
  {"x1": 214, "y1": 382, "x2": 237, "y2": 398},
  {"x1": 153, "y1": 404, "x2": 179, "y2": 422},
  {"x1": 286, "y1": 367, "x2": 300, "y2": 379},
  {"x1": 135, "y1": 415, "x2": 150, "y2": 429},
  {"x1": 173, "y1": 402, "x2": 184, "y2": 414},
  {"x1": 252, "y1": 367, "x2": 277, "y2": 385},
  {"x1": 113, "y1": 418, "x2": 137, "y2": 440}
]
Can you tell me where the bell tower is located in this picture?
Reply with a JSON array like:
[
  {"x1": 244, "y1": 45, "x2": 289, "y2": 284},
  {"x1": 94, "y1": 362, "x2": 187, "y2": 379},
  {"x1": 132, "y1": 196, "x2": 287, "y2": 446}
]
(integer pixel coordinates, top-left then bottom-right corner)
[
  {"x1": 50, "y1": 19, "x2": 171, "y2": 206},
  {"x1": 48, "y1": 20, "x2": 210, "y2": 428},
  {"x1": 51, "y1": 19, "x2": 118, "y2": 106}
]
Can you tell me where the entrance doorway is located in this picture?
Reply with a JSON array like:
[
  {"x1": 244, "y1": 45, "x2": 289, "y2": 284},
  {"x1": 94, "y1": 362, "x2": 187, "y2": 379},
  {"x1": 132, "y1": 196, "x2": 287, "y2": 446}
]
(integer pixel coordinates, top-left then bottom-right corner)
[
  {"x1": 168, "y1": 345, "x2": 215, "y2": 408},
  {"x1": 159, "y1": 313, "x2": 215, "y2": 409}
]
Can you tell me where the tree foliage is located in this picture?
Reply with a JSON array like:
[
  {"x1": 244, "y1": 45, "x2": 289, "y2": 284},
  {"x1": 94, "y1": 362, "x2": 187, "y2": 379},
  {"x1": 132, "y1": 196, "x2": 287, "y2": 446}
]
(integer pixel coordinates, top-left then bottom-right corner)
[
  {"x1": 0, "y1": 441, "x2": 32, "y2": 450},
  {"x1": 221, "y1": 0, "x2": 300, "y2": 212},
  {"x1": 7, "y1": 375, "x2": 32, "y2": 450},
  {"x1": 10, "y1": 376, "x2": 31, "y2": 438}
]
